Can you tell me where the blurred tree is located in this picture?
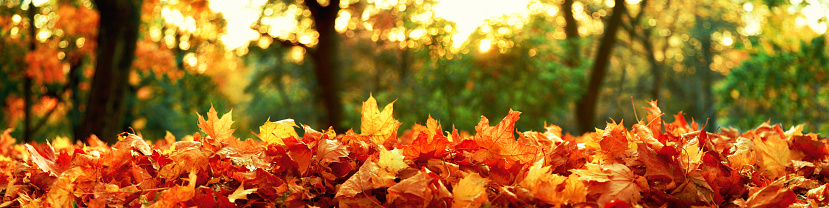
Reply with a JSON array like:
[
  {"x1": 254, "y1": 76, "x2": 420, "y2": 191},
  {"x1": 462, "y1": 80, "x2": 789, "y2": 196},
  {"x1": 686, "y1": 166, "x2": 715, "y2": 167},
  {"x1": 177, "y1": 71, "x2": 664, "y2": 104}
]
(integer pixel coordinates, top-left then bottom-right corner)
[
  {"x1": 575, "y1": 0, "x2": 625, "y2": 134},
  {"x1": 1, "y1": 0, "x2": 99, "y2": 142},
  {"x1": 75, "y1": 0, "x2": 142, "y2": 143},
  {"x1": 254, "y1": 0, "x2": 345, "y2": 131},
  {"x1": 562, "y1": 0, "x2": 580, "y2": 67},
  {"x1": 716, "y1": 36, "x2": 828, "y2": 134}
]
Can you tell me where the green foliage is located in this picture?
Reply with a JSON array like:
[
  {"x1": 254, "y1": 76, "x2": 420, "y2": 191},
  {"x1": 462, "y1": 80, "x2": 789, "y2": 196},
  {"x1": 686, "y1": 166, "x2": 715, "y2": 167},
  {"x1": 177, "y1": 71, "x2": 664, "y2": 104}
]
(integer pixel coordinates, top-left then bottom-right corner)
[
  {"x1": 716, "y1": 36, "x2": 829, "y2": 135},
  {"x1": 131, "y1": 70, "x2": 233, "y2": 140}
]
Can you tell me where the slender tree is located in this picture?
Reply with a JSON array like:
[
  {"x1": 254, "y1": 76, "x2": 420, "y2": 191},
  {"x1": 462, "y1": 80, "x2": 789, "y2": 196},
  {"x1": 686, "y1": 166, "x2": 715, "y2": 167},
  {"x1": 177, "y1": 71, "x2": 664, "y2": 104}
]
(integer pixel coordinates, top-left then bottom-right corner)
[
  {"x1": 575, "y1": 0, "x2": 626, "y2": 134},
  {"x1": 562, "y1": 0, "x2": 580, "y2": 67}
]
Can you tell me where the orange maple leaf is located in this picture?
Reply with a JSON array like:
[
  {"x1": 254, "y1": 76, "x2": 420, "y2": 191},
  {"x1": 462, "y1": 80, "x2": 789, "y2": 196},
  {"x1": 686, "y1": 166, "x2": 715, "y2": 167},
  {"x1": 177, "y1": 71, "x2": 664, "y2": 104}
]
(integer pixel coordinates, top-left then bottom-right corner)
[
  {"x1": 149, "y1": 170, "x2": 198, "y2": 208},
  {"x1": 472, "y1": 110, "x2": 538, "y2": 165},
  {"x1": 753, "y1": 134, "x2": 803, "y2": 178},
  {"x1": 317, "y1": 138, "x2": 349, "y2": 164},
  {"x1": 521, "y1": 159, "x2": 587, "y2": 205},
  {"x1": 43, "y1": 167, "x2": 84, "y2": 207},
  {"x1": 452, "y1": 172, "x2": 489, "y2": 208},
  {"x1": 197, "y1": 105, "x2": 235, "y2": 141},
  {"x1": 595, "y1": 163, "x2": 643, "y2": 205}
]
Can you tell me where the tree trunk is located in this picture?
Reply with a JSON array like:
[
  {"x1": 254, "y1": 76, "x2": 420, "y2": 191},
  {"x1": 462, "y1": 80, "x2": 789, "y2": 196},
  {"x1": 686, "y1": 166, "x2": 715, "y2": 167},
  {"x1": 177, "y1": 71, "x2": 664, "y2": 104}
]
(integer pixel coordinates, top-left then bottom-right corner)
[
  {"x1": 23, "y1": 2, "x2": 37, "y2": 143},
  {"x1": 306, "y1": 0, "x2": 344, "y2": 132},
  {"x1": 575, "y1": 0, "x2": 626, "y2": 134},
  {"x1": 696, "y1": 17, "x2": 716, "y2": 131},
  {"x1": 76, "y1": 0, "x2": 141, "y2": 143},
  {"x1": 562, "y1": 0, "x2": 580, "y2": 67}
]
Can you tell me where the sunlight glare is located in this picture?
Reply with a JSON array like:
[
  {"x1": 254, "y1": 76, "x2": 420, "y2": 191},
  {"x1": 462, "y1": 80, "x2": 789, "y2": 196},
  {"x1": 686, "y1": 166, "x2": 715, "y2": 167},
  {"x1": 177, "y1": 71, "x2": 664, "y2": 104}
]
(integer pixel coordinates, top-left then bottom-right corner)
[
  {"x1": 209, "y1": 0, "x2": 267, "y2": 51},
  {"x1": 479, "y1": 38, "x2": 491, "y2": 52},
  {"x1": 801, "y1": 3, "x2": 829, "y2": 34},
  {"x1": 434, "y1": 0, "x2": 530, "y2": 48},
  {"x1": 721, "y1": 36, "x2": 733, "y2": 46}
]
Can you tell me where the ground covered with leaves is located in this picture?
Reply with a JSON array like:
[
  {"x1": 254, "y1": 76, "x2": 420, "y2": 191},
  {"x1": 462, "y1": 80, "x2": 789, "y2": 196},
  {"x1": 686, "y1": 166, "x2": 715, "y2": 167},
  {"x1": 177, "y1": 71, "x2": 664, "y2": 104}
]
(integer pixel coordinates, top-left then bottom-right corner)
[{"x1": 1, "y1": 96, "x2": 828, "y2": 207}]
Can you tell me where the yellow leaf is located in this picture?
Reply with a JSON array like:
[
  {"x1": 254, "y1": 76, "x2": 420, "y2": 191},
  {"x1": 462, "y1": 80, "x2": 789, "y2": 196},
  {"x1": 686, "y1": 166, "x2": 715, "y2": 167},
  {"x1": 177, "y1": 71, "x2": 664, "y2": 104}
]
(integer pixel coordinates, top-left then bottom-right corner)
[
  {"x1": 378, "y1": 148, "x2": 408, "y2": 173},
  {"x1": 360, "y1": 94, "x2": 401, "y2": 146},
  {"x1": 256, "y1": 118, "x2": 299, "y2": 145},
  {"x1": 680, "y1": 138, "x2": 703, "y2": 170},
  {"x1": 571, "y1": 163, "x2": 612, "y2": 183},
  {"x1": 228, "y1": 183, "x2": 258, "y2": 203},
  {"x1": 452, "y1": 172, "x2": 489, "y2": 208}
]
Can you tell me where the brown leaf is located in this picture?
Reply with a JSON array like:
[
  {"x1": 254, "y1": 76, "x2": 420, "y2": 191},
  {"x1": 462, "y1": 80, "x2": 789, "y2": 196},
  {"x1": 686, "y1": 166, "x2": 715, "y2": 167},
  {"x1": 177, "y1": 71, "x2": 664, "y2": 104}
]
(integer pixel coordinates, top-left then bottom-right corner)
[
  {"x1": 336, "y1": 161, "x2": 380, "y2": 198},
  {"x1": 317, "y1": 138, "x2": 349, "y2": 164}
]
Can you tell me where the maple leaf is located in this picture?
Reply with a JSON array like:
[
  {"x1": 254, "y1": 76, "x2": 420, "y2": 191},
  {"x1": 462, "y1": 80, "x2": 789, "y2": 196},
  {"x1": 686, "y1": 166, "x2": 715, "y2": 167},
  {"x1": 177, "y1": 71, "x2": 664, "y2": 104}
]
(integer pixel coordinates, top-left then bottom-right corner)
[
  {"x1": 256, "y1": 118, "x2": 299, "y2": 145},
  {"x1": 197, "y1": 105, "x2": 235, "y2": 141},
  {"x1": 806, "y1": 184, "x2": 829, "y2": 203},
  {"x1": 632, "y1": 124, "x2": 664, "y2": 152},
  {"x1": 752, "y1": 133, "x2": 803, "y2": 178},
  {"x1": 317, "y1": 138, "x2": 349, "y2": 164},
  {"x1": 25, "y1": 143, "x2": 58, "y2": 176},
  {"x1": 576, "y1": 163, "x2": 642, "y2": 205},
  {"x1": 378, "y1": 148, "x2": 408, "y2": 173},
  {"x1": 636, "y1": 143, "x2": 675, "y2": 183},
  {"x1": 520, "y1": 159, "x2": 587, "y2": 205},
  {"x1": 227, "y1": 183, "x2": 258, "y2": 203},
  {"x1": 599, "y1": 121, "x2": 630, "y2": 159},
  {"x1": 791, "y1": 134, "x2": 829, "y2": 161},
  {"x1": 473, "y1": 110, "x2": 538, "y2": 165},
  {"x1": 360, "y1": 94, "x2": 401, "y2": 146},
  {"x1": 571, "y1": 163, "x2": 612, "y2": 182},
  {"x1": 679, "y1": 138, "x2": 704, "y2": 171},
  {"x1": 671, "y1": 171, "x2": 715, "y2": 206},
  {"x1": 149, "y1": 170, "x2": 198, "y2": 208},
  {"x1": 113, "y1": 133, "x2": 152, "y2": 155},
  {"x1": 410, "y1": 115, "x2": 443, "y2": 142},
  {"x1": 159, "y1": 145, "x2": 210, "y2": 181},
  {"x1": 336, "y1": 161, "x2": 380, "y2": 198},
  {"x1": 283, "y1": 137, "x2": 313, "y2": 174},
  {"x1": 402, "y1": 131, "x2": 450, "y2": 161},
  {"x1": 387, "y1": 168, "x2": 452, "y2": 206},
  {"x1": 43, "y1": 167, "x2": 84, "y2": 207},
  {"x1": 452, "y1": 172, "x2": 489, "y2": 208},
  {"x1": 744, "y1": 180, "x2": 797, "y2": 207}
]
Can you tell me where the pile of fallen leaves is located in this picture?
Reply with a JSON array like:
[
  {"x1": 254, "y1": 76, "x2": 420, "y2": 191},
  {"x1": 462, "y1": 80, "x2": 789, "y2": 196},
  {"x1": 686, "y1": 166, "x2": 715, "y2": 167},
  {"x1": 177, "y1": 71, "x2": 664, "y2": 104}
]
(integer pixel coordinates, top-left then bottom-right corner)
[{"x1": 1, "y1": 96, "x2": 828, "y2": 207}]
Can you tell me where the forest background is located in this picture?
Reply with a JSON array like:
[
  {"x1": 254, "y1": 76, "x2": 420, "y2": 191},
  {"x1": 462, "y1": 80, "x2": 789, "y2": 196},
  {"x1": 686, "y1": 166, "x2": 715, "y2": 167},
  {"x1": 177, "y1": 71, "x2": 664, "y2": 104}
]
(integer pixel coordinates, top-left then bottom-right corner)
[{"x1": 0, "y1": 0, "x2": 827, "y2": 144}]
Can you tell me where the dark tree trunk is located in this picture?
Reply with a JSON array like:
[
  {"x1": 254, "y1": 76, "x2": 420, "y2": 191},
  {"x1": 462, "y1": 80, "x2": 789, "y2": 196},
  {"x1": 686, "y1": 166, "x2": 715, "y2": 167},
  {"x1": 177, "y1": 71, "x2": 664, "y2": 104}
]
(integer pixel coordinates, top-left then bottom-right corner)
[
  {"x1": 575, "y1": 0, "x2": 626, "y2": 134},
  {"x1": 696, "y1": 18, "x2": 716, "y2": 131},
  {"x1": 306, "y1": 0, "x2": 344, "y2": 132},
  {"x1": 562, "y1": 0, "x2": 580, "y2": 67},
  {"x1": 23, "y1": 2, "x2": 36, "y2": 143},
  {"x1": 400, "y1": 47, "x2": 409, "y2": 82},
  {"x1": 76, "y1": 0, "x2": 141, "y2": 143}
]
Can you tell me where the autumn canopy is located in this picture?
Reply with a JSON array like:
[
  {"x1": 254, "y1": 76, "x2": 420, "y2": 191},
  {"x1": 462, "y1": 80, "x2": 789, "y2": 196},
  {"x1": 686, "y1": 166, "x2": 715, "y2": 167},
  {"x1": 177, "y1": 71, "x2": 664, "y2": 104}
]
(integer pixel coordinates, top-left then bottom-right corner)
[{"x1": 0, "y1": 95, "x2": 827, "y2": 207}]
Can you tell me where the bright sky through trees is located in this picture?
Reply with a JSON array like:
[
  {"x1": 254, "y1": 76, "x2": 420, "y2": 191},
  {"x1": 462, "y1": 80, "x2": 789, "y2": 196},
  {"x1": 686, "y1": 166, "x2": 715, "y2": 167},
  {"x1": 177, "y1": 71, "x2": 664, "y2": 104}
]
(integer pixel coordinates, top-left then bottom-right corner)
[
  {"x1": 208, "y1": 0, "x2": 531, "y2": 50},
  {"x1": 433, "y1": 0, "x2": 530, "y2": 48},
  {"x1": 205, "y1": 0, "x2": 829, "y2": 52}
]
